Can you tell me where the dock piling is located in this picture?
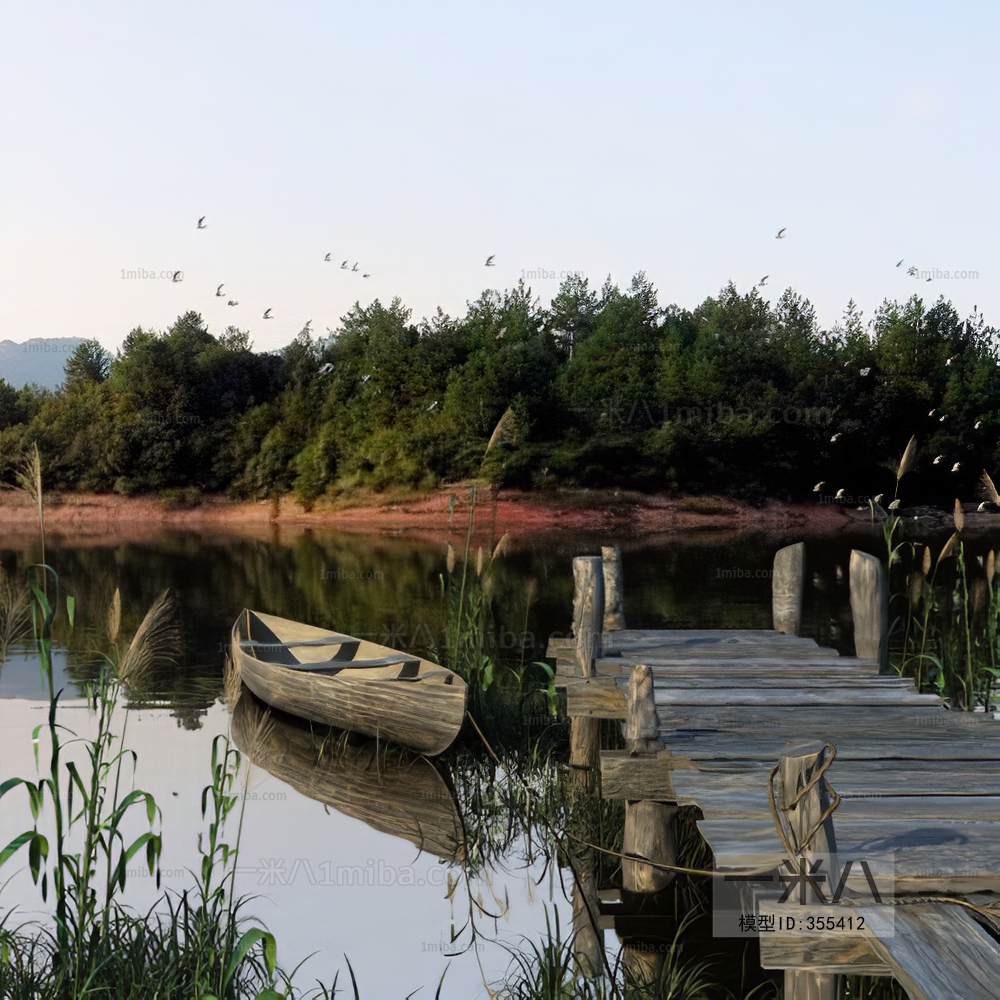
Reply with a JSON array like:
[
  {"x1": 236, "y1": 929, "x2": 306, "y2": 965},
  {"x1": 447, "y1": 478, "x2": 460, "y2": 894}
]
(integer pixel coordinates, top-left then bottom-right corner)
[
  {"x1": 849, "y1": 550, "x2": 888, "y2": 672},
  {"x1": 772, "y1": 542, "x2": 806, "y2": 636},
  {"x1": 572, "y1": 556, "x2": 604, "y2": 677},
  {"x1": 601, "y1": 545, "x2": 626, "y2": 632}
]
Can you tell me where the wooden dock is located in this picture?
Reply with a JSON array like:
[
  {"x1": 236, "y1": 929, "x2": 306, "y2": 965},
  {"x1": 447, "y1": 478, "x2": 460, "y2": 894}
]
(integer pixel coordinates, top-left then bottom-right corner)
[{"x1": 555, "y1": 545, "x2": 1000, "y2": 1000}]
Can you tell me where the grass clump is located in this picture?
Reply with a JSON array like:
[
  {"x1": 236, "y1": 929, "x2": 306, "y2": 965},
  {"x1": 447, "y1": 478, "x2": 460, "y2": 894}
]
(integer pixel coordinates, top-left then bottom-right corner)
[{"x1": 0, "y1": 569, "x2": 339, "y2": 999}]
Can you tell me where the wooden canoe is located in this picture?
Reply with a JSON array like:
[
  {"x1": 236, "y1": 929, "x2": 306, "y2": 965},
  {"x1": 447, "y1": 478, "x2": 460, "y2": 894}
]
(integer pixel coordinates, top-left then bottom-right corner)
[
  {"x1": 231, "y1": 610, "x2": 467, "y2": 756},
  {"x1": 230, "y1": 691, "x2": 465, "y2": 861}
]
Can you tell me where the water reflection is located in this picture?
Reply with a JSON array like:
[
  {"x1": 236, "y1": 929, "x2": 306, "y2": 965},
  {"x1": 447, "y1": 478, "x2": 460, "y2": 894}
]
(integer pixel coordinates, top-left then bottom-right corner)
[{"x1": 231, "y1": 690, "x2": 466, "y2": 861}]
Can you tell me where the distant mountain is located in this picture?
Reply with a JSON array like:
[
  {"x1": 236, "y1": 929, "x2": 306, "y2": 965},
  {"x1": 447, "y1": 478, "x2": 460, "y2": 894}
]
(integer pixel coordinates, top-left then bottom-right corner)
[{"x1": 0, "y1": 338, "x2": 86, "y2": 390}]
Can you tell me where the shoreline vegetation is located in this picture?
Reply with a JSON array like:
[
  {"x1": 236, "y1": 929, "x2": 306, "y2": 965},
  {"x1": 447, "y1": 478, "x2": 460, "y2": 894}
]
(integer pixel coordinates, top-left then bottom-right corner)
[{"x1": 1, "y1": 276, "x2": 998, "y2": 516}]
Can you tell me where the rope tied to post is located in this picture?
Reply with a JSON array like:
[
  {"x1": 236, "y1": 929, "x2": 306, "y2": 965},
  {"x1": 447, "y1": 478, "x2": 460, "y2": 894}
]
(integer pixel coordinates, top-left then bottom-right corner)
[{"x1": 767, "y1": 742, "x2": 842, "y2": 858}]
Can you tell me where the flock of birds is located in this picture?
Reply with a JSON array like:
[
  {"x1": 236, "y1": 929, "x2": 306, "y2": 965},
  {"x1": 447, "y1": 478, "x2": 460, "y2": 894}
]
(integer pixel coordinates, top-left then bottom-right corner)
[{"x1": 173, "y1": 217, "x2": 500, "y2": 322}]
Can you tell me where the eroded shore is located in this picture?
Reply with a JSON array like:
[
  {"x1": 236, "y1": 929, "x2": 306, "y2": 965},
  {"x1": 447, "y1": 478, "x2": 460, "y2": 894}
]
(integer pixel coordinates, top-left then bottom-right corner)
[{"x1": 0, "y1": 487, "x2": 853, "y2": 548}]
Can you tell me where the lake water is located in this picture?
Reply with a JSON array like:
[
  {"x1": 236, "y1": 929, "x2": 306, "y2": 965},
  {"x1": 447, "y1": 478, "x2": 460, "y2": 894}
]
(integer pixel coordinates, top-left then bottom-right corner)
[{"x1": 0, "y1": 524, "x2": 912, "y2": 995}]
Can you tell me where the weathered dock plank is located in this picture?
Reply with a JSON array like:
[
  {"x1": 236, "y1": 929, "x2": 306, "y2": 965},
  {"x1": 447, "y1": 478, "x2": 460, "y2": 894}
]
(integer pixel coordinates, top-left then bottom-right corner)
[{"x1": 858, "y1": 903, "x2": 1000, "y2": 1000}]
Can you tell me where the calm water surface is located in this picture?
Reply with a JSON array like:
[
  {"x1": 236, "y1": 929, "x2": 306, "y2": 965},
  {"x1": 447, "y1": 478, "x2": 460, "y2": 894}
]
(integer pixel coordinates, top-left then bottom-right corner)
[{"x1": 0, "y1": 525, "x2": 906, "y2": 995}]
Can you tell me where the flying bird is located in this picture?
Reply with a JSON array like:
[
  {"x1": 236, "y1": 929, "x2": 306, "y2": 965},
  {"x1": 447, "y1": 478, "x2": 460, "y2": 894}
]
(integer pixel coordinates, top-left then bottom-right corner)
[
  {"x1": 263, "y1": 308, "x2": 272, "y2": 319},
  {"x1": 926, "y1": 277, "x2": 931, "y2": 282},
  {"x1": 324, "y1": 253, "x2": 331, "y2": 261},
  {"x1": 835, "y1": 488, "x2": 845, "y2": 499},
  {"x1": 933, "y1": 455, "x2": 944, "y2": 465},
  {"x1": 776, "y1": 228, "x2": 786, "y2": 239},
  {"x1": 360, "y1": 374, "x2": 371, "y2": 384},
  {"x1": 896, "y1": 259, "x2": 904, "y2": 267},
  {"x1": 341, "y1": 260, "x2": 349, "y2": 269},
  {"x1": 928, "y1": 409, "x2": 936, "y2": 417},
  {"x1": 939, "y1": 414, "x2": 947, "y2": 422},
  {"x1": 830, "y1": 433, "x2": 841, "y2": 443},
  {"x1": 759, "y1": 275, "x2": 769, "y2": 286},
  {"x1": 907, "y1": 266, "x2": 918, "y2": 277},
  {"x1": 227, "y1": 300, "x2": 238, "y2": 306},
  {"x1": 197, "y1": 216, "x2": 206, "y2": 229},
  {"x1": 888, "y1": 499, "x2": 901, "y2": 510},
  {"x1": 860, "y1": 367, "x2": 871, "y2": 376},
  {"x1": 171, "y1": 271, "x2": 182, "y2": 282},
  {"x1": 362, "y1": 273, "x2": 370, "y2": 278},
  {"x1": 952, "y1": 463, "x2": 962, "y2": 473},
  {"x1": 216, "y1": 284, "x2": 224, "y2": 297},
  {"x1": 427, "y1": 400, "x2": 438, "y2": 411},
  {"x1": 975, "y1": 420, "x2": 983, "y2": 430},
  {"x1": 485, "y1": 255, "x2": 496, "y2": 266},
  {"x1": 874, "y1": 494, "x2": 884, "y2": 504},
  {"x1": 813, "y1": 481, "x2": 825, "y2": 492},
  {"x1": 945, "y1": 357, "x2": 953, "y2": 366},
  {"x1": 351, "y1": 262, "x2": 359, "y2": 272}
]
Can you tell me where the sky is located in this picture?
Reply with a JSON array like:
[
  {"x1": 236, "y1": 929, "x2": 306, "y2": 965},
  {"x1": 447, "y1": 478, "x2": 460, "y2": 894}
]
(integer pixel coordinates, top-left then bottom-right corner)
[{"x1": 0, "y1": 2, "x2": 997, "y2": 356}]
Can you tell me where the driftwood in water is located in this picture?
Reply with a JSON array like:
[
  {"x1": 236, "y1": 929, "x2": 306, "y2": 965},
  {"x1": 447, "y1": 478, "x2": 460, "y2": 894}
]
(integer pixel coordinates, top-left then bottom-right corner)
[
  {"x1": 572, "y1": 556, "x2": 604, "y2": 676},
  {"x1": 230, "y1": 691, "x2": 465, "y2": 861},
  {"x1": 849, "y1": 551, "x2": 888, "y2": 673},
  {"x1": 601, "y1": 545, "x2": 626, "y2": 632},
  {"x1": 772, "y1": 542, "x2": 805, "y2": 636}
]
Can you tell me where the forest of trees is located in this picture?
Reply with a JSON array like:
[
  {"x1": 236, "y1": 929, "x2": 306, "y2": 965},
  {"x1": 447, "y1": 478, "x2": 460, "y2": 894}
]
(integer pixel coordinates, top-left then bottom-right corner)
[{"x1": 1, "y1": 274, "x2": 998, "y2": 506}]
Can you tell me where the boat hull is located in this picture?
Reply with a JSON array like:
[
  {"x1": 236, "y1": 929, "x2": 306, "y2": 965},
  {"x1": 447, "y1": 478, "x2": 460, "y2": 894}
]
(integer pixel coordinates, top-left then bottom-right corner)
[{"x1": 232, "y1": 611, "x2": 467, "y2": 756}]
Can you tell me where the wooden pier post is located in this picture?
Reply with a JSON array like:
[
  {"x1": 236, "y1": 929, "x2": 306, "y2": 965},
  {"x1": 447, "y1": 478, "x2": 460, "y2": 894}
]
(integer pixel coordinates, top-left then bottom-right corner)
[
  {"x1": 625, "y1": 664, "x2": 659, "y2": 755},
  {"x1": 849, "y1": 550, "x2": 888, "y2": 673},
  {"x1": 571, "y1": 864, "x2": 604, "y2": 978},
  {"x1": 779, "y1": 742, "x2": 843, "y2": 1000},
  {"x1": 622, "y1": 799, "x2": 678, "y2": 894},
  {"x1": 572, "y1": 556, "x2": 604, "y2": 677},
  {"x1": 772, "y1": 542, "x2": 806, "y2": 636},
  {"x1": 601, "y1": 545, "x2": 626, "y2": 632}
]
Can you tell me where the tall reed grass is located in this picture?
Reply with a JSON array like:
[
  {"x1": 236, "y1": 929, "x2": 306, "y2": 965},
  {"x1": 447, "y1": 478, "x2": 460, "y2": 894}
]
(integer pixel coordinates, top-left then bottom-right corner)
[{"x1": 0, "y1": 572, "x2": 339, "y2": 999}]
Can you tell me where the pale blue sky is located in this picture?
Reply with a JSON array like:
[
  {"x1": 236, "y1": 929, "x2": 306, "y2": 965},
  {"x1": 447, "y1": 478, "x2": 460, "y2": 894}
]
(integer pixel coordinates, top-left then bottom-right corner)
[{"x1": 1, "y1": 2, "x2": 996, "y2": 354}]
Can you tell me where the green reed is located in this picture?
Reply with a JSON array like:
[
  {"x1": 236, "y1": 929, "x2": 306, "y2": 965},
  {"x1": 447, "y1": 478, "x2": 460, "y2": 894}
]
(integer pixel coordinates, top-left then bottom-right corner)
[
  {"x1": 0, "y1": 571, "x2": 338, "y2": 998},
  {"x1": 886, "y1": 513, "x2": 998, "y2": 710}
]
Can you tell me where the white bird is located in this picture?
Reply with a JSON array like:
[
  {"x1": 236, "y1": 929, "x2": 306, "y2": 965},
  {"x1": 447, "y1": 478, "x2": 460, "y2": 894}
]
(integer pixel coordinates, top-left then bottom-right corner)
[
  {"x1": 907, "y1": 266, "x2": 918, "y2": 276},
  {"x1": 939, "y1": 414, "x2": 947, "y2": 422},
  {"x1": 813, "y1": 481, "x2": 825, "y2": 492},
  {"x1": 933, "y1": 455, "x2": 944, "y2": 465},
  {"x1": 197, "y1": 216, "x2": 206, "y2": 229},
  {"x1": 830, "y1": 433, "x2": 841, "y2": 443},
  {"x1": 952, "y1": 462, "x2": 961, "y2": 473},
  {"x1": 341, "y1": 260, "x2": 349, "y2": 269},
  {"x1": 975, "y1": 420, "x2": 983, "y2": 429},
  {"x1": 324, "y1": 253, "x2": 331, "y2": 261},
  {"x1": 978, "y1": 501, "x2": 1000, "y2": 513},
  {"x1": 945, "y1": 357, "x2": 954, "y2": 366},
  {"x1": 216, "y1": 284, "x2": 224, "y2": 297},
  {"x1": 874, "y1": 494, "x2": 884, "y2": 504},
  {"x1": 427, "y1": 400, "x2": 438, "y2": 411},
  {"x1": 485, "y1": 254, "x2": 496, "y2": 266},
  {"x1": 759, "y1": 275, "x2": 769, "y2": 286},
  {"x1": 860, "y1": 367, "x2": 871, "y2": 376},
  {"x1": 928, "y1": 409, "x2": 936, "y2": 417},
  {"x1": 889, "y1": 499, "x2": 901, "y2": 510},
  {"x1": 319, "y1": 362, "x2": 334, "y2": 374},
  {"x1": 263, "y1": 308, "x2": 272, "y2": 319},
  {"x1": 171, "y1": 271, "x2": 182, "y2": 282},
  {"x1": 835, "y1": 488, "x2": 845, "y2": 499},
  {"x1": 360, "y1": 374, "x2": 371, "y2": 384},
  {"x1": 776, "y1": 228, "x2": 786, "y2": 239}
]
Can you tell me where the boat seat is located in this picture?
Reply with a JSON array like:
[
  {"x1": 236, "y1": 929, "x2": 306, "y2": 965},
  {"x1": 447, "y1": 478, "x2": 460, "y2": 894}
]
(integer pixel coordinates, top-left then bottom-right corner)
[{"x1": 275, "y1": 654, "x2": 423, "y2": 678}]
